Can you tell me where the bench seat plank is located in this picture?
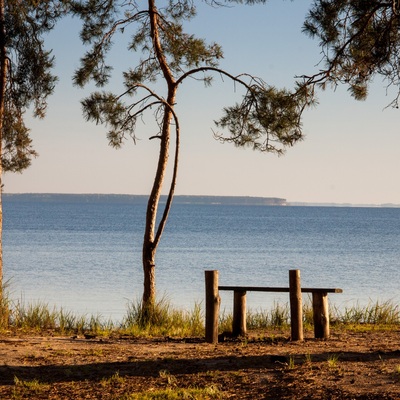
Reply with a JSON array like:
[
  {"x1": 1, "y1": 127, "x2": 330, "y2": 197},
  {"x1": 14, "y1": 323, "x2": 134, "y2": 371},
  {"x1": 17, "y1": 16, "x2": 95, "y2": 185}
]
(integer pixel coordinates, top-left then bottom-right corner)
[{"x1": 218, "y1": 286, "x2": 342, "y2": 293}]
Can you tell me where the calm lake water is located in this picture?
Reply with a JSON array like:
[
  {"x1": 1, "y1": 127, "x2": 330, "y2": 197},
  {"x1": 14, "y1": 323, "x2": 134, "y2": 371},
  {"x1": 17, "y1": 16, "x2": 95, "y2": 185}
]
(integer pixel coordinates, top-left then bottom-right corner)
[{"x1": 3, "y1": 194, "x2": 400, "y2": 322}]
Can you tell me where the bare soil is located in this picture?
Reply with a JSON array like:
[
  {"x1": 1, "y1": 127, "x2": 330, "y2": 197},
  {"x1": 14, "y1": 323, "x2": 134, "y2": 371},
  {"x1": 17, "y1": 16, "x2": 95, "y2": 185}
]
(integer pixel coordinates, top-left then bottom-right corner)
[{"x1": 0, "y1": 329, "x2": 399, "y2": 399}]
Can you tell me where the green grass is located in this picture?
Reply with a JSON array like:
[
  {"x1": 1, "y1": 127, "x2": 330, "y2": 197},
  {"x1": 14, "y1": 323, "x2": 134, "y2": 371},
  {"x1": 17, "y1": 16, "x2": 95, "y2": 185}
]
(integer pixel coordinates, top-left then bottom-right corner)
[
  {"x1": 288, "y1": 355, "x2": 296, "y2": 369},
  {"x1": 0, "y1": 283, "x2": 399, "y2": 337},
  {"x1": 121, "y1": 297, "x2": 204, "y2": 337},
  {"x1": 243, "y1": 298, "x2": 400, "y2": 332},
  {"x1": 5, "y1": 300, "x2": 114, "y2": 335},
  {"x1": 327, "y1": 353, "x2": 340, "y2": 369},
  {"x1": 333, "y1": 300, "x2": 400, "y2": 325},
  {"x1": 120, "y1": 386, "x2": 223, "y2": 399},
  {"x1": 12, "y1": 377, "x2": 50, "y2": 399},
  {"x1": 0, "y1": 280, "x2": 12, "y2": 329},
  {"x1": 100, "y1": 372, "x2": 126, "y2": 387}
]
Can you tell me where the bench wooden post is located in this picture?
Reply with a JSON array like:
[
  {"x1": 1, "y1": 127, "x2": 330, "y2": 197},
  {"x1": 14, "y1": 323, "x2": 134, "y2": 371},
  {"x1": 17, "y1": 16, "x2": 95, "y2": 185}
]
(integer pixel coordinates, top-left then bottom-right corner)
[
  {"x1": 233, "y1": 290, "x2": 247, "y2": 336},
  {"x1": 312, "y1": 292, "x2": 330, "y2": 339},
  {"x1": 205, "y1": 270, "x2": 220, "y2": 343},
  {"x1": 215, "y1": 269, "x2": 341, "y2": 341},
  {"x1": 289, "y1": 269, "x2": 304, "y2": 341}
]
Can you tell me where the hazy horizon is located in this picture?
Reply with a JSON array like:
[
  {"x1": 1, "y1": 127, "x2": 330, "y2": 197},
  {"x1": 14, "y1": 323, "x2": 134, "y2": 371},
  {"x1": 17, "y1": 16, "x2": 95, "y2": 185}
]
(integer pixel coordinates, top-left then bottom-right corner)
[{"x1": 3, "y1": 192, "x2": 399, "y2": 207}]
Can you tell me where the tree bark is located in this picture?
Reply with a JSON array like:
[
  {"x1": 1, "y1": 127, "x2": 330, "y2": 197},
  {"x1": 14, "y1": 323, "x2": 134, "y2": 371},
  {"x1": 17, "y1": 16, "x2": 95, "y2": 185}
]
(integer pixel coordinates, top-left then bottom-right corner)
[
  {"x1": 205, "y1": 270, "x2": 220, "y2": 343},
  {"x1": 0, "y1": 0, "x2": 6, "y2": 294},
  {"x1": 289, "y1": 269, "x2": 304, "y2": 341},
  {"x1": 141, "y1": 1, "x2": 177, "y2": 313},
  {"x1": 142, "y1": 90, "x2": 176, "y2": 309}
]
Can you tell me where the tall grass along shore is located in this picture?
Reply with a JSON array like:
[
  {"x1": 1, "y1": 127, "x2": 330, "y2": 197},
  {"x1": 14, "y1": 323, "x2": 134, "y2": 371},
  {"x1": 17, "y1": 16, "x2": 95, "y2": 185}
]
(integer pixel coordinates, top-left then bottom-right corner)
[{"x1": 0, "y1": 289, "x2": 398, "y2": 337}]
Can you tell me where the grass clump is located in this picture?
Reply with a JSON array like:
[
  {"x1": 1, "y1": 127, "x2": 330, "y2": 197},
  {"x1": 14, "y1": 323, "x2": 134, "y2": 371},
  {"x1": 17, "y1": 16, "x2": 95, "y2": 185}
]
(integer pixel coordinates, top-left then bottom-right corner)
[
  {"x1": 100, "y1": 372, "x2": 126, "y2": 387},
  {"x1": 120, "y1": 385, "x2": 222, "y2": 399},
  {"x1": 12, "y1": 377, "x2": 50, "y2": 399},
  {"x1": 246, "y1": 302, "x2": 290, "y2": 330},
  {"x1": 218, "y1": 309, "x2": 233, "y2": 333},
  {"x1": 288, "y1": 355, "x2": 296, "y2": 369},
  {"x1": 0, "y1": 282, "x2": 12, "y2": 330},
  {"x1": 10, "y1": 301, "x2": 114, "y2": 335},
  {"x1": 12, "y1": 301, "x2": 58, "y2": 331},
  {"x1": 302, "y1": 298, "x2": 315, "y2": 327},
  {"x1": 334, "y1": 300, "x2": 400, "y2": 326},
  {"x1": 327, "y1": 354, "x2": 340, "y2": 369},
  {"x1": 122, "y1": 297, "x2": 204, "y2": 337},
  {"x1": 218, "y1": 302, "x2": 291, "y2": 333},
  {"x1": 0, "y1": 288, "x2": 114, "y2": 336}
]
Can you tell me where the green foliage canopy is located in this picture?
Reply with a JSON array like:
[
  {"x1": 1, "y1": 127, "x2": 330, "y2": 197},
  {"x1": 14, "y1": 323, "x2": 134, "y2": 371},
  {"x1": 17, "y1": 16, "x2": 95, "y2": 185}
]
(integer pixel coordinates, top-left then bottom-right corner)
[
  {"x1": 72, "y1": 0, "x2": 312, "y2": 154},
  {"x1": 302, "y1": 0, "x2": 400, "y2": 106},
  {"x1": 1, "y1": 0, "x2": 67, "y2": 172}
]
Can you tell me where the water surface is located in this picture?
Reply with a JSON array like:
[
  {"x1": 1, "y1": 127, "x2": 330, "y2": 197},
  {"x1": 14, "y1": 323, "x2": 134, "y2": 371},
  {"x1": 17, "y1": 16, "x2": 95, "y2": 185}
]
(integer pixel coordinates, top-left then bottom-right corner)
[{"x1": 3, "y1": 194, "x2": 399, "y2": 322}]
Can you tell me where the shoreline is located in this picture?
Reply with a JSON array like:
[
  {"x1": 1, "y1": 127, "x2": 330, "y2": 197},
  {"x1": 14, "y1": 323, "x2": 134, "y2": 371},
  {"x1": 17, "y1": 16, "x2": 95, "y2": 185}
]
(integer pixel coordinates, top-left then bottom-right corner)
[{"x1": 4, "y1": 192, "x2": 400, "y2": 208}]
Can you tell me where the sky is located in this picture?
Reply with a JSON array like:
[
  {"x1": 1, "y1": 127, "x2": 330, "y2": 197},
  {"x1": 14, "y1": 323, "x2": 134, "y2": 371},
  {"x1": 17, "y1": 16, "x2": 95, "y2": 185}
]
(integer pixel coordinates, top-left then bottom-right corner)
[{"x1": 3, "y1": 2, "x2": 400, "y2": 205}]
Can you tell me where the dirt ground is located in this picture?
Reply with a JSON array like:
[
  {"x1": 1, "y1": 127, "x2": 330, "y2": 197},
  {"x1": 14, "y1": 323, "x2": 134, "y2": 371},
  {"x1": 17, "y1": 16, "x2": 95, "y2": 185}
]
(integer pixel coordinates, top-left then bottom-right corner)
[{"x1": 0, "y1": 329, "x2": 399, "y2": 399}]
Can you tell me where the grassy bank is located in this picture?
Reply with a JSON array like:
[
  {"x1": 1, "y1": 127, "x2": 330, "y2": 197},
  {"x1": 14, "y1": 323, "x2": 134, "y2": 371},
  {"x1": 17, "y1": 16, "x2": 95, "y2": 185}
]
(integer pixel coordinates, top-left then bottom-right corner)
[
  {"x1": 0, "y1": 287, "x2": 399, "y2": 337},
  {"x1": 1, "y1": 288, "x2": 398, "y2": 400}
]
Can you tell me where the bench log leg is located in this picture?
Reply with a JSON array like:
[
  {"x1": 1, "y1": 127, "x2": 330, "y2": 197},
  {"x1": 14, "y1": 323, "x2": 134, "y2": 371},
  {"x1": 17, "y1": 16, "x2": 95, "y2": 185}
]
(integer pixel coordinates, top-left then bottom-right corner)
[
  {"x1": 312, "y1": 292, "x2": 330, "y2": 339},
  {"x1": 289, "y1": 269, "x2": 304, "y2": 341},
  {"x1": 233, "y1": 290, "x2": 247, "y2": 336},
  {"x1": 205, "y1": 270, "x2": 221, "y2": 343}
]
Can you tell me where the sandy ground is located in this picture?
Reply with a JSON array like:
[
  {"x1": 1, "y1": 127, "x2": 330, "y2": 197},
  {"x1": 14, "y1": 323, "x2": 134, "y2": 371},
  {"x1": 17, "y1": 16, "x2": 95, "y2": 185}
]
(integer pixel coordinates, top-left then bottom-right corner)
[{"x1": 0, "y1": 329, "x2": 399, "y2": 399}]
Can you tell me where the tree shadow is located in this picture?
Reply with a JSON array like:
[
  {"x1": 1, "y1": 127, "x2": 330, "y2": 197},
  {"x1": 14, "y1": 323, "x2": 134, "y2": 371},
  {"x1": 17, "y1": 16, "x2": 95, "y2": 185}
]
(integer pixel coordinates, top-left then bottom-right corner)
[{"x1": 1, "y1": 348, "x2": 399, "y2": 386}]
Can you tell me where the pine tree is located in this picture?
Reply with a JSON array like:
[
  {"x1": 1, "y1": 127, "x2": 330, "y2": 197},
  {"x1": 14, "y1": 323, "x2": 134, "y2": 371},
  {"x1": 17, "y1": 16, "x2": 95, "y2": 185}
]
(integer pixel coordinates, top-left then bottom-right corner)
[
  {"x1": 0, "y1": 0, "x2": 68, "y2": 292},
  {"x1": 71, "y1": 0, "x2": 313, "y2": 318}
]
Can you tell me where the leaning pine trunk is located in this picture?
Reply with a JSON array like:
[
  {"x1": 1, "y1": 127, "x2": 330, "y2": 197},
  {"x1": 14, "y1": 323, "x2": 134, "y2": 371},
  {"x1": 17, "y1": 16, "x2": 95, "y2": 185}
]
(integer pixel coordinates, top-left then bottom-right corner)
[
  {"x1": 142, "y1": 235, "x2": 156, "y2": 312},
  {"x1": 141, "y1": 119, "x2": 169, "y2": 317},
  {"x1": 0, "y1": 0, "x2": 7, "y2": 295},
  {"x1": 141, "y1": 95, "x2": 175, "y2": 316},
  {"x1": 141, "y1": 1, "x2": 178, "y2": 319}
]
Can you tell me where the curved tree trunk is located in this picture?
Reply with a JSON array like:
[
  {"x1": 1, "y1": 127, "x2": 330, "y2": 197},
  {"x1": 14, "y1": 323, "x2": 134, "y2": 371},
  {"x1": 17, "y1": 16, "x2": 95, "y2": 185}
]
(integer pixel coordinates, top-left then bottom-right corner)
[
  {"x1": 142, "y1": 91, "x2": 176, "y2": 313},
  {"x1": 142, "y1": 1, "x2": 178, "y2": 316},
  {"x1": 0, "y1": 0, "x2": 6, "y2": 295},
  {"x1": 142, "y1": 112, "x2": 169, "y2": 308}
]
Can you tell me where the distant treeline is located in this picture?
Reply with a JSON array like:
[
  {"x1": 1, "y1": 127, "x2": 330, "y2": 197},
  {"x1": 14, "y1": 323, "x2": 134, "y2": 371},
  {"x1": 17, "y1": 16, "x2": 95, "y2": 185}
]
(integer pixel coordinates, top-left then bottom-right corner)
[
  {"x1": 3, "y1": 193, "x2": 287, "y2": 206},
  {"x1": 171, "y1": 195, "x2": 286, "y2": 206}
]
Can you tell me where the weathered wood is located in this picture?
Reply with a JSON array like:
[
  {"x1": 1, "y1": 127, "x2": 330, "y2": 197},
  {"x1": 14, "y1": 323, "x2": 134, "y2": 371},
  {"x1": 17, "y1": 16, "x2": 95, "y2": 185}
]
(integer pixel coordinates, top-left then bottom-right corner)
[
  {"x1": 212, "y1": 270, "x2": 342, "y2": 341},
  {"x1": 232, "y1": 290, "x2": 247, "y2": 336},
  {"x1": 219, "y1": 286, "x2": 342, "y2": 293},
  {"x1": 205, "y1": 270, "x2": 221, "y2": 344},
  {"x1": 289, "y1": 269, "x2": 303, "y2": 341},
  {"x1": 312, "y1": 292, "x2": 330, "y2": 339}
]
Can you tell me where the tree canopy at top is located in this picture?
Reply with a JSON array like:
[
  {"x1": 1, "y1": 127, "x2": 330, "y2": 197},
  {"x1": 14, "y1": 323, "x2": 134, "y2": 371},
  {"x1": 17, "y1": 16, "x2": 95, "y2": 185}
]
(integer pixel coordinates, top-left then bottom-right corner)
[
  {"x1": 1, "y1": 0, "x2": 67, "y2": 172},
  {"x1": 301, "y1": 0, "x2": 400, "y2": 107},
  {"x1": 71, "y1": 0, "x2": 313, "y2": 155}
]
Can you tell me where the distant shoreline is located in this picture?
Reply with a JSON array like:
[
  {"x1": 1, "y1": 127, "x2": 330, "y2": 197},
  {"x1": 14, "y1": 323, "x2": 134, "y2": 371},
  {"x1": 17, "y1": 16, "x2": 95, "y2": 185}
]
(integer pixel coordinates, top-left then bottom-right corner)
[
  {"x1": 2, "y1": 193, "x2": 399, "y2": 208},
  {"x1": 2, "y1": 193, "x2": 287, "y2": 206}
]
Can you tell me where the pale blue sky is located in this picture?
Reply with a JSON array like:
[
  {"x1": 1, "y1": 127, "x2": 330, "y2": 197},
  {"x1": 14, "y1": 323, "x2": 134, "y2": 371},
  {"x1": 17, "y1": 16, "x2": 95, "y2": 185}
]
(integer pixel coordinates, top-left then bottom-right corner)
[{"x1": 4, "y1": 2, "x2": 400, "y2": 205}]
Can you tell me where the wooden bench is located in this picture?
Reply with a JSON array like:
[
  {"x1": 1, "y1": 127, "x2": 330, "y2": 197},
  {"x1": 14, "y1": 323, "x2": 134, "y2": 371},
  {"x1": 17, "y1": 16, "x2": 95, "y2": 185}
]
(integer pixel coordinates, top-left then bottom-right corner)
[{"x1": 205, "y1": 270, "x2": 343, "y2": 343}]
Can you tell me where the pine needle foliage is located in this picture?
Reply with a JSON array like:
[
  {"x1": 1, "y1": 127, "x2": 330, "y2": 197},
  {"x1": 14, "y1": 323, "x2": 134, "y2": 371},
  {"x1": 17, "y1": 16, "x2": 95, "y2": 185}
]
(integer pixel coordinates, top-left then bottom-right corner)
[
  {"x1": 301, "y1": 0, "x2": 400, "y2": 107},
  {"x1": 1, "y1": 0, "x2": 68, "y2": 172},
  {"x1": 70, "y1": 0, "x2": 314, "y2": 152}
]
